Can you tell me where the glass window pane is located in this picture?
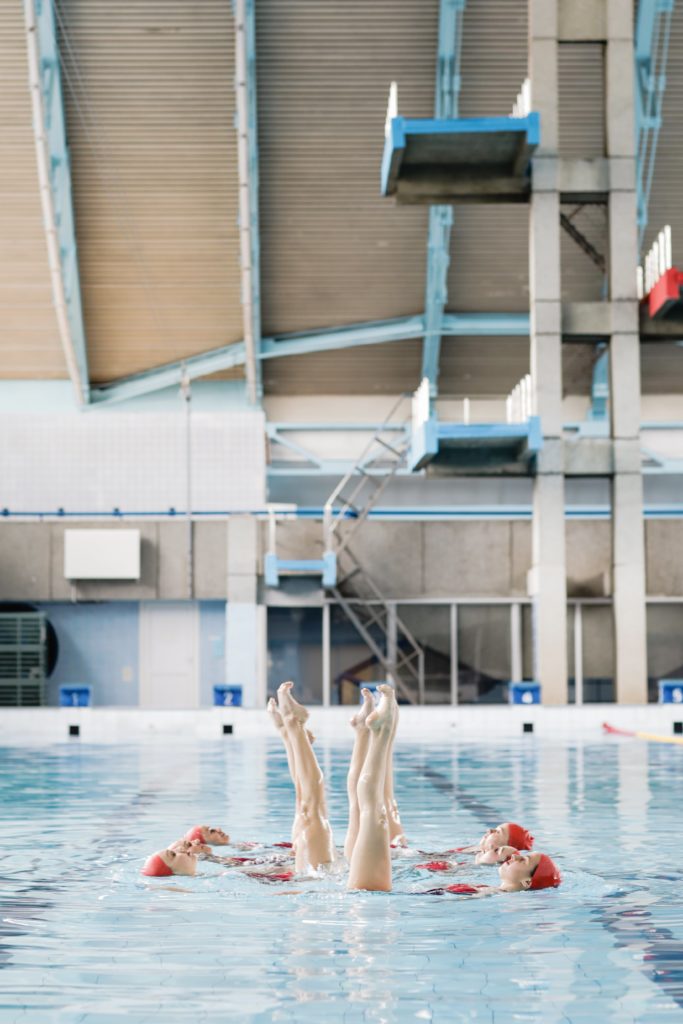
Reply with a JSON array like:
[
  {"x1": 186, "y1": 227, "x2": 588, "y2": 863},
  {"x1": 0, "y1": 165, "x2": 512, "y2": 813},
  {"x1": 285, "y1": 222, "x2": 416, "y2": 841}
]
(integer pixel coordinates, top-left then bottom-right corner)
[
  {"x1": 330, "y1": 604, "x2": 385, "y2": 706},
  {"x1": 267, "y1": 607, "x2": 322, "y2": 705},
  {"x1": 646, "y1": 604, "x2": 683, "y2": 704},
  {"x1": 582, "y1": 604, "x2": 614, "y2": 703},
  {"x1": 458, "y1": 605, "x2": 510, "y2": 704},
  {"x1": 399, "y1": 605, "x2": 452, "y2": 704}
]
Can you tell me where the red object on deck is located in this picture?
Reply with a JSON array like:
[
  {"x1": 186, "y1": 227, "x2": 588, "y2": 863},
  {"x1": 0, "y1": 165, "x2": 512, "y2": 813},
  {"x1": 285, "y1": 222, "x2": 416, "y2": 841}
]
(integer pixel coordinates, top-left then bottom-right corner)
[
  {"x1": 647, "y1": 267, "x2": 683, "y2": 319},
  {"x1": 602, "y1": 721, "x2": 635, "y2": 737}
]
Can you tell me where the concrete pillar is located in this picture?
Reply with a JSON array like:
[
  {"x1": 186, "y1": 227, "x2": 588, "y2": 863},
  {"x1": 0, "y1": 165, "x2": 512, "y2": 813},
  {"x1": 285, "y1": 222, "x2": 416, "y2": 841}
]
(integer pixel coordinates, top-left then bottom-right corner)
[
  {"x1": 607, "y1": 0, "x2": 648, "y2": 703},
  {"x1": 225, "y1": 515, "x2": 262, "y2": 708},
  {"x1": 529, "y1": 0, "x2": 568, "y2": 703}
]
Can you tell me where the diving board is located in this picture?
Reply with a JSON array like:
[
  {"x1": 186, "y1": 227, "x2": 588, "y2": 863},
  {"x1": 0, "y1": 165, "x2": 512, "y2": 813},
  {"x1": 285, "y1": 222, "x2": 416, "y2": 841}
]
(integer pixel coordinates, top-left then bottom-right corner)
[{"x1": 381, "y1": 113, "x2": 540, "y2": 204}]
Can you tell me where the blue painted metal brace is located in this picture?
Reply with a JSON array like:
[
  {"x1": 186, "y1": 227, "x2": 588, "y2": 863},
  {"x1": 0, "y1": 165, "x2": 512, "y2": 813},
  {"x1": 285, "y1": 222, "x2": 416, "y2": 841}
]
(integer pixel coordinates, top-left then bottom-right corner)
[
  {"x1": 588, "y1": 346, "x2": 609, "y2": 420},
  {"x1": 34, "y1": 0, "x2": 90, "y2": 403},
  {"x1": 422, "y1": 0, "x2": 466, "y2": 398},
  {"x1": 89, "y1": 313, "x2": 529, "y2": 406},
  {"x1": 635, "y1": 0, "x2": 675, "y2": 251}
]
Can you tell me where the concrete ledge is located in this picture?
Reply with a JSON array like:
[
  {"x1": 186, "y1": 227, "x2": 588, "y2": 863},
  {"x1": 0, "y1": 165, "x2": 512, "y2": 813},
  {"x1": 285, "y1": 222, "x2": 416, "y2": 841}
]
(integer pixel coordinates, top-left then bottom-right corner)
[
  {"x1": 562, "y1": 302, "x2": 611, "y2": 338},
  {"x1": 559, "y1": 158, "x2": 609, "y2": 202},
  {"x1": 1, "y1": 705, "x2": 681, "y2": 744}
]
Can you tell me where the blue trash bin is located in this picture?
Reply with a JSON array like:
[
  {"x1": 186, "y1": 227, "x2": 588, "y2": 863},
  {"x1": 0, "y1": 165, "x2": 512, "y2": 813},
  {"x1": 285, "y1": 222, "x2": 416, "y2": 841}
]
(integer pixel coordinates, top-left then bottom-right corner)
[
  {"x1": 658, "y1": 680, "x2": 683, "y2": 704},
  {"x1": 509, "y1": 681, "x2": 541, "y2": 705},
  {"x1": 59, "y1": 685, "x2": 92, "y2": 707},
  {"x1": 213, "y1": 685, "x2": 243, "y2": 707}
]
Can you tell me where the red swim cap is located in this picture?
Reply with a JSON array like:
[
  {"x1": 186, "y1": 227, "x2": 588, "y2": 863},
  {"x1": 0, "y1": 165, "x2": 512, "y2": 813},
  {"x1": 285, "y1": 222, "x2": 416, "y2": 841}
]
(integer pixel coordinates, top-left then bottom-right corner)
[
  {"x1": 184, "y1": 826, "x2": 205, "y2": 844},
  {"x1": 273, "y1": 842, "x2": 293, "y2": 848},
  {"x1": 505, "y1": 823, "x2": 534, "y2": 850},
  {"x1": 141, "y1": 853, "x2": 173, "y2": 877},
  {"x1": 416, "y1": 861, "x2": 451, "y2": 872},
  {"x1": 530, "y1": 853, "x2": 561, "y2": 890}
]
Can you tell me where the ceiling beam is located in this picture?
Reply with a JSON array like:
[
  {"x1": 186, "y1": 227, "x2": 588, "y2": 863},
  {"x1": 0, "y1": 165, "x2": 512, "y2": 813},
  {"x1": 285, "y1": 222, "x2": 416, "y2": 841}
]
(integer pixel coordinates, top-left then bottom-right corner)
[
  {"x1": 421, "y1": 0, "x2": 466, "y2": 398},
  {"x1": 88, "y1": 313, "x2": 528, "y2": 407},
  {"x1": 234, "y1": 0, "x2": 262, "y2": 403},
  {"x1": 24, "y1": 0, "x2": 90, "y2": 405}
]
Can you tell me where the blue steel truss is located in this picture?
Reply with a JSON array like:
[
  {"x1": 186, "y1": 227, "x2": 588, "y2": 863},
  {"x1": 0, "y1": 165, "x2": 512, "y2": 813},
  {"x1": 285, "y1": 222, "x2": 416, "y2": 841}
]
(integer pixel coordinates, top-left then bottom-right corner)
[
  {"x1": 635, "y1": 0, "x2": 676, "y2": 251},
  {"x1": 89, "y1": 312, "x2": 529, "y2": 406},
  {"x1": 422, "y1": 0, "x2": 466, "y2": 397},
  {"x1": 34, "y1": 0, "x2": 90, "y2": 403},
  {"x1": 588, "y1": 346, "x2": 609, "y2": 421}
]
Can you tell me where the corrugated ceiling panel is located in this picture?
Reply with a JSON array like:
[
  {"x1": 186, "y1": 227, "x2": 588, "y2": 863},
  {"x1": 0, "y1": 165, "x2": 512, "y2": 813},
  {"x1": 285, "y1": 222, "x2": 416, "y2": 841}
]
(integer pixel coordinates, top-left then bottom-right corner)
[
  {"x1": 459, "y1": 0, "x2": 527, "y2": 118},
  {"x1": 562, "y1": 342, "x2": 599, "y2": 396},
  {"x1": 56, "y1": 0, "x2": 243, "y2": 383},
  {"x1": 560, "y1": 203, "x2": 608, "y2": 302},
  {"x1": 0, "y1": 4, "x2": 64, "y2": 378},
  {"x1": 447, "y1": 206, "x2": 529, "y2": 312},
  {"x1": 261, "y1": 341, "x2": 422, "y2": 397},
  {"x1": 643, "y1": 3, "x2": 683, "y2": 265},
  {"x1": 641, "y1": 344, "x2": 683, "y2": 394},
  {"x1": 256, "y1": 0, "x2": 437, "y2": 350},
  {"x1": 438, "y1": 336, "x2": 528, "y2": 397},
  {"x1": 447, "y1": 1, "x2": 528, "y2": 314},
  {"x1": 558, "y1": 43, "x2": 605, "y2": 158}
]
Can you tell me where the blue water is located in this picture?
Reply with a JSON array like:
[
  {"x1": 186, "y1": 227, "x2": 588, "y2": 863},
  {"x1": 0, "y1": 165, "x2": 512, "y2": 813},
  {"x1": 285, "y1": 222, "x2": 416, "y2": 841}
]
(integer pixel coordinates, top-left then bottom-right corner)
[{"x1": 1, "y1": 736, "x2": 682, "y2": 1023}]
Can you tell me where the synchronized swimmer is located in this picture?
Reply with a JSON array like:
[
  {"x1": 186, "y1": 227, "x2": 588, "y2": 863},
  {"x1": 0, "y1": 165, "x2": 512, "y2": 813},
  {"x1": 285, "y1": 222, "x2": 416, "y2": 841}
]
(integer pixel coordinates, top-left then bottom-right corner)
[{"x1": 141, "y1": 682, "x2": 561, "y2": 896}]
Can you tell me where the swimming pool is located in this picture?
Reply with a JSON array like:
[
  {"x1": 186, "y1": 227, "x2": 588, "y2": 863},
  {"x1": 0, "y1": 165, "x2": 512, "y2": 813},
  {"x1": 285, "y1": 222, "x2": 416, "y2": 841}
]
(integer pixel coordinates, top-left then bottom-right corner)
[{"x1": 1, "y1": 735, "x2": 682, "y2": 1023}]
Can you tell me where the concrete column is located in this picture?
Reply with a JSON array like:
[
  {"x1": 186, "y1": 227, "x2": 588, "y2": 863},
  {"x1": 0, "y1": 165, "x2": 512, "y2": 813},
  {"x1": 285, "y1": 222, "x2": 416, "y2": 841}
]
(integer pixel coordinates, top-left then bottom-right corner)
[
  {"x1": 225, "y1": 515, "x2": 262, "y2": 708},
  {"x1": 529, "y1": 0, "x2": 568, "y2": 703},
  {"x1": 607, "y1": 0, "x2": 648, "y2": 703}
]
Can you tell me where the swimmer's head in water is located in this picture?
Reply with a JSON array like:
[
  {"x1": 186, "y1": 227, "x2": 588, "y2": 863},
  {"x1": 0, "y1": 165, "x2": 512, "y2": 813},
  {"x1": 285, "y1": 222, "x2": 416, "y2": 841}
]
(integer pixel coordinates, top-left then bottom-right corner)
[
  {"x1": 185, "y1": 825, "x2": 230, "y2": 846},
  {"x1": 141, "y1": 853, "x2": 173, "y2": 877},
  {"x1": 474, "y1": 844, "x2": 518, "y2": 866},
  {"x1": 142, "y1": 847, "x2": 198, "y2": 877},
  {"x1": 480, "y1": 822, "x2": 534, "y2": 852},
  {"x1": 497, "y1": 851, "x2": 561, "y2": 892},
  {"x1": 171, "y1": 837, "x2": 210, "y2": 855}
]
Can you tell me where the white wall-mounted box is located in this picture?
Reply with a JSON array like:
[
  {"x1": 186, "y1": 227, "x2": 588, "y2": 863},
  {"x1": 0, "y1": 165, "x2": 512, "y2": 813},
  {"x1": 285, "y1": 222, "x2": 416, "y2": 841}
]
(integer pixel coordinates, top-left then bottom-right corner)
[{"x1": 64, "y1": 529, "x2": 141, "y2": 580}]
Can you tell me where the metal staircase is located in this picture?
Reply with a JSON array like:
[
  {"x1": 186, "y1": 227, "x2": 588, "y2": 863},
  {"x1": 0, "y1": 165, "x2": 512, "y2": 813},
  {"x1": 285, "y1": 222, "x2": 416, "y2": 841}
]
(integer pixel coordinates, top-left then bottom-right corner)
[{"x1": 323, "y1": 396, "x2": 425, "y2": 704}]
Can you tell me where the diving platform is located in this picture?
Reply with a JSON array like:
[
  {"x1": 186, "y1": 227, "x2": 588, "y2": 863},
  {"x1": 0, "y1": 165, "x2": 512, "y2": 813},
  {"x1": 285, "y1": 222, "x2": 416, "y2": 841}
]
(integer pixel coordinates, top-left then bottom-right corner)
[
  {"x1": 381, "y1": 113, "x2": 540, "y2": 204},
  {"x1": 409, "y1": 417, "x2": 542, "y2": 472},
  {"x1": 408, "y1": 377, "x2": 542, "y2": 474}
]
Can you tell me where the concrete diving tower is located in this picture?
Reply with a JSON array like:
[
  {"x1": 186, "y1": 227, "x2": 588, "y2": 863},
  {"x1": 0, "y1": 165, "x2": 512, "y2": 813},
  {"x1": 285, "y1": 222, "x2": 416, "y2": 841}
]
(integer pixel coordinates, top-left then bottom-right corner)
[{"x1": 381, "y1": 84, "x2": 539, "y2": 204}]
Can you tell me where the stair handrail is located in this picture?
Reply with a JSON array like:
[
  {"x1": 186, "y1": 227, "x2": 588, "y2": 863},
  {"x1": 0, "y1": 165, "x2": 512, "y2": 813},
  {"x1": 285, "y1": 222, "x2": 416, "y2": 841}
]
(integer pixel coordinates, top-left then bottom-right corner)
[{"x1": 323, "y1": 392, "x2": 410, "y2": 548}]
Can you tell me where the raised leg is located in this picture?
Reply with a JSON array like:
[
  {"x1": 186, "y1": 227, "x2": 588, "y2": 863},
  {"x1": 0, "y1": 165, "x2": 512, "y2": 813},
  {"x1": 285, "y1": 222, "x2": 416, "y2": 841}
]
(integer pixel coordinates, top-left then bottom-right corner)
[
  {"x1": 384, "y1": 696, "x2": 406, "y2": 846},
  {"x1": 267, "y1": 697, "x2": 303, "y2": 846},
  {"x1": 278, "y1": 681, "x2": 336, "y2": 873},
  {"x1": 347, "y1": 684, "x2": 397, "y2": 892},
  {"x1": 344, "y1": 687, "x2": 375, "y2": 861}
]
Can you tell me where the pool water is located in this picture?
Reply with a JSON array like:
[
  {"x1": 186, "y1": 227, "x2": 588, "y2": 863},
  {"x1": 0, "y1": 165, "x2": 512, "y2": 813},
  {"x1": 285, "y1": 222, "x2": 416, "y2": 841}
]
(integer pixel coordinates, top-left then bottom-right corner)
[{"x1": 1, "y1": 735, "x2": 682, "y2": 1023}]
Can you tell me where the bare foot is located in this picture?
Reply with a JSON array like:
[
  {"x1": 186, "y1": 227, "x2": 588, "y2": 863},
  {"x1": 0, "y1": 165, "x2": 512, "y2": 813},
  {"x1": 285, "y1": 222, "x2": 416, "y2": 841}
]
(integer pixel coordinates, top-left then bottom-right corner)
[
  {"x1": 277, "y1": 681, "x2": 309, "y2": 724},
  {"x1": 366, "y1": 684, "x2": 396, "y2": 733},
  {"x1": 306, "y1": 728, "x2": 315, "y2": 745},
  {"x1": 350, "y1": 687, "x2": 375, "y2": 729},
  {"x1": 267, "y1": 697, "x2": 284, "y2": 731}
]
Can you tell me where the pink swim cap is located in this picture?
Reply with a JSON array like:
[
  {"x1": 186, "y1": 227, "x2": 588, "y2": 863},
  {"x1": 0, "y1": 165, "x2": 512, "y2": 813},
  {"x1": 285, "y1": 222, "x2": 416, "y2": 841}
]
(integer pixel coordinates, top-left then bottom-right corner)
[
  {"x1": 530, "y1": 853, "x2": 561, "y2": 890},
  {"x1": 141, "y1": 853, "x2": 173, "y2": 877},
  {"x1": 505, "y1": 823, "x2": 534, "y2": 850},
  {"x1": 184, "y1": 826, "x2": 205, "y2": 844}
]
